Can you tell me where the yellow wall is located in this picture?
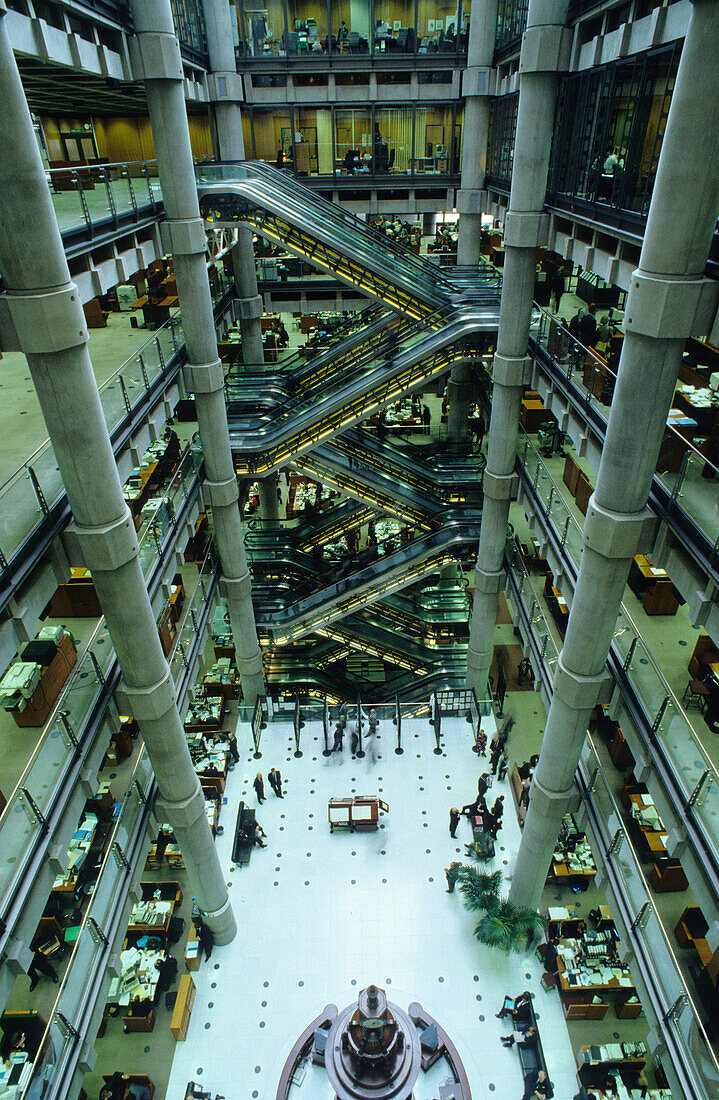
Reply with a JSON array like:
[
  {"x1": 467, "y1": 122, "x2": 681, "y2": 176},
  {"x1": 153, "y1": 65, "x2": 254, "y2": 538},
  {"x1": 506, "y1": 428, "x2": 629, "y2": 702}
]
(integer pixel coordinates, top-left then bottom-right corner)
[{"x1": 41, "y1": 113, "x2": 212, "y2": 166}]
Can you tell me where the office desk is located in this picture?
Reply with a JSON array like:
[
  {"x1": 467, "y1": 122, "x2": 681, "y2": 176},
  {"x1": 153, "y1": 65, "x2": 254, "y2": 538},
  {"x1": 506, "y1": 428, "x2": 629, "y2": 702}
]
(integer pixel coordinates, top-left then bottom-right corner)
[
  {"x1": 627, "y1": 792, "x2": 668, "y2": 859},
  {"x1": 107, "y1": 947, "x2": 164, "y2": 1006},
  {"x1": 628, "y1": 555, "x2": 678, "y2": 615},
  {"x1": 557, "y1": 954, "x2": 635, "y2": 997}
]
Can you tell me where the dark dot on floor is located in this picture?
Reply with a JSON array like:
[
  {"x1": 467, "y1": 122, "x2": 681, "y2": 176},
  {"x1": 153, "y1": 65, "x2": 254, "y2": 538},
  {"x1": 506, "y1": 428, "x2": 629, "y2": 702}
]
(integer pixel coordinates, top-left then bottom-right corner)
[
  {"x1": 253, "y1": 1093, "x2": 258, "y2": 1098},
  {"x1": 274, "y1": 881, "x2": 279, "y2": 886},
  {"x1": 281, "y1": 814, "x2": 285, "y2": 819},
  {"x1": 438, "y1": 976, "x2": 444, "y2": 983},
  {"x1": 254, "y1": 1066, "x2": 261, "y2": 1074},
  {"x1": 503, "y1": 860, "x2": 508, "y2": 865},
  {"x1": 489, "y1": 1084, "x2": 496, "y2": 1092},
  {"x1": 299, "y1": 981, "x2": 304, "y2": 987},
  {"x1": 426, "y1": 849, "x2": 431, "y2": 854},
  {"x1": 214, "y1": 963, "x2": 220, "y2": 970},
  {"x1": 423, "y1": 823, "x2": 428, "y2": 827},
  {"x1": 264, "y1": 981, "x2": 269, "y2": 987},
  {"x1": 208, "y1": 1002, "x2": 213, "y2": 1009},
  {"x1": 305, "y1": 881, "x2": 309, "y2": 885},
  {"x1": 279, "y1": 826, "x2": 284, "y2": 831},
  {"x1": 211, "y1": 983, "x2": 217, "y2": 989},
  {"x1": 204, "y1": 1022, "x2": 211, "y2": 1030},
  {"x1": 382, "y1": 878, "x2": 387, "y2": 883},
  {"x1": 476, "y1": 994, "x2": 482, "y2": 1001},
  {"x1": 386, "y1": 978, "x2": 392, "y2": 984},
  {"x1": 259, "y1": 1021, "x2": 265, "y2": 1028},
  {"x1": 309, "y1": 813, "x2": 314, "y2": 819},
  {"x1": 381, "y1": 850, "x2": 386, "y2": 855},
  {"x1": 143, "y1": 1046, "x2": 150, "y2": 1054},
  {"x1": 351, "y1": 879, "x2": 356, "y2": 884},
  {"x1": 262, "y1": 1000, "x2": 267, "y2": 1007},
  {"x1": 422, "y1": 810, "x2": 427, "y2": 816},
  {"x1": 473, "y1": 976, "x2": 479, "y2": 981},
  {"x1": 196, "y1": 1069, "x2": 203, "y2": 1076},
  {"x1": 351, "y1": 979, "x2": 357, "y2": 986},
  {"x1": 525, "y1": 973, "x2": 532, "y2": 979},
  {"x1": 275, "y1": 867, "x2": 280, "y2": 871},
  {"x1": 429, "y1": 876, "x2": 434, "y2": 882}
]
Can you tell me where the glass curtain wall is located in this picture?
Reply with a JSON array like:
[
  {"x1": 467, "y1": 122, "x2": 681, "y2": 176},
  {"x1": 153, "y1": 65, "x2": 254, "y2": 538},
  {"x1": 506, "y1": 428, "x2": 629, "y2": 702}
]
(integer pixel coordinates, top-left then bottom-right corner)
[
  {"x1": 244, "y1": 105, "x2": 461, "y2": 177},
  {"x1": 237, "y1": 2, "x2": 471, "y2": 55},
  {"x1": 495, "y1": 0, "x2": 528, "y2": 52},
  {"x1": 485, "y1": 92, "x2": 519, "y2": 188},
  {"x1": 548, "y1": 44, "x2": 681, "y2": 216}
]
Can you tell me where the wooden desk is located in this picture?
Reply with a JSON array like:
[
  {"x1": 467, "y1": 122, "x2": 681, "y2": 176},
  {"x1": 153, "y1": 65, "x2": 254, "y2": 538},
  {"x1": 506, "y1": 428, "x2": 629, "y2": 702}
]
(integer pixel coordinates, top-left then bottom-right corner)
[
  {"x1": 627, "y1": 793, "x2": 668, "y2": 860},
  {"x1": 13, "y1": 633, "x2": 78, "y2": 728},
  {"x1": 628, "y1": 555, "x2": 678, "y2": 614},
  {"x1": 130, "y1": 294, "x2": 179, "y2": 310},
  {"x1": 49, "y1": 568, "x2": 102, "y2": 617},
  {"x1": 557, "y1": 955, "x2": 635, "y2": 997}
]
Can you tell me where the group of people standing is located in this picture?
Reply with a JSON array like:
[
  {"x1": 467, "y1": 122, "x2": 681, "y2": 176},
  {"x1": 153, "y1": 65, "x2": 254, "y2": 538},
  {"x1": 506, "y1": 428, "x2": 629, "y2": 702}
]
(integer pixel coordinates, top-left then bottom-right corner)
[{"x1": 253, "y1": 768, "x2": 283, "y2": 803}]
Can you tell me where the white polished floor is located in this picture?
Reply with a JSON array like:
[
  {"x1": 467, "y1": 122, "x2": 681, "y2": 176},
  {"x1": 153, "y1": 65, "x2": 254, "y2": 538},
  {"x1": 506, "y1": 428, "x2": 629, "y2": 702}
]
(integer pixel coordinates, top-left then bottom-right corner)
[{"x1": 166, "y1": 714, "x2": 578, "y2": 1100}]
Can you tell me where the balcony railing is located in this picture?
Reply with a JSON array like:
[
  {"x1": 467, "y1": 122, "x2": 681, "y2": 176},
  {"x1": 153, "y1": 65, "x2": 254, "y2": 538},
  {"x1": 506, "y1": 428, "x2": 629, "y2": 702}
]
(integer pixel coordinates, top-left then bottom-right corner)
[
  {"x1": 529, "y1": 303, "x2": 719, "y2": 573},
  {"x1": 0, "y1": 451, "x2": 205, "y2": 934},
  {"x1": 517, "y1": 432, "x2": 719, "y2": 865}
]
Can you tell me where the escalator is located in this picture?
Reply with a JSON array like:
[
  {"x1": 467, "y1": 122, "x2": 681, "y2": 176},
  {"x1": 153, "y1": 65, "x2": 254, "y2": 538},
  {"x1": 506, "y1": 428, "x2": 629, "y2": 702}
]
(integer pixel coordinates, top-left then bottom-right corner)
[
  {"x1": 227, "y1": 303, "x2": 492, "y2": 474},
  {"x1": 243, "y1": 498, "x2": 374, "y2": 556},
  {"x1": 197, "y1": 161, "x2": 501, "y2": 319},
  {"x1": 254, "y1": 518, "x2": 481, "y2": 644},
  {"x1": 289, "y1": 430, "x2": 483, "y2": 527}
]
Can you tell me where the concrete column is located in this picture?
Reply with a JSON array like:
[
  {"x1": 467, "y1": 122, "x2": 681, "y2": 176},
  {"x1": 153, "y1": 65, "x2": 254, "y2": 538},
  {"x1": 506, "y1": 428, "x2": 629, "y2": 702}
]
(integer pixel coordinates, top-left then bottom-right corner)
[
  {"x1": 130, "y1": 0, "x2": 265, "y2": 706},
  {"x1": 202, "y1": 0, "x2": 265, "y2": 366},
  {"x1": 258, "y1": 476, "x2": 280, "y2": 522},
  {"x1": 456, "y1": 0, "x2": 498, "y2": 267},
  {"x1": 0, "y1": 15, "x2": 236, "y2": 943},
  {"x1": 510, "y1": 0, "x2": 719, "y2": 909},
  {"x1": 466, "y1": 0, "x2": 571, "y2": 695},
  {"x1": 446, "y1": 361, "x2": 473, "y2": 442}
]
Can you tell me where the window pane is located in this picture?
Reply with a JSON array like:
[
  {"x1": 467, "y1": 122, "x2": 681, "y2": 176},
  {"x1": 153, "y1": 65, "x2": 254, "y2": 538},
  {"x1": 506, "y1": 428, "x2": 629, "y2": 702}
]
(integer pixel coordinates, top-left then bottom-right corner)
[
  {"x1": 240, "y1": 0, "x2": 285, "y2": 57},
  {"x1": 252, "y1": 109, "x2": 292, "y2": 166},
  {"x1": 335, "y1": 109, "x2": 372, "y2": 175},
  {"x1": 286, "y1": 0, "x2": 328, "y2": 54},
  {"x1": 331, "y1": 0, "x2": 370, "y2": 52},
  {"x1": 373, "y1": 0, "x2": 415, "y2": 54},
  {"x1": 375, "y1": 108, "x2": 413, "y2": 175},
  {"x1": 417, "y1": 0, "x2": 462, "y2": 54},
  {"x1": 414, "y1": 105, "x2": 453, "y2": 173},
  {"x1": 296, "y1": 109, "x2": 334, "y2": 175}
]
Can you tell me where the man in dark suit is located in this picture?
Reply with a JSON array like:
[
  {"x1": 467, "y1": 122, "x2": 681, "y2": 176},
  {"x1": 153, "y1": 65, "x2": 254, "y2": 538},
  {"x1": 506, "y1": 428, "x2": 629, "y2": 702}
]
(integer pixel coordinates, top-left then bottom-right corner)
[{"x1": 523, "y1": 1069, "x2": 553, "y2": 1100}]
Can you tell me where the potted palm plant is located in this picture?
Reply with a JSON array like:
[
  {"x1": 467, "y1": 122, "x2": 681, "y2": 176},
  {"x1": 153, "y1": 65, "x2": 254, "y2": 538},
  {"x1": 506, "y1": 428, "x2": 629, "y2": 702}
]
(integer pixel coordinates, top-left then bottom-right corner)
[{"x1": 456, "y1": 861, "x2": 545, "y2": 954}]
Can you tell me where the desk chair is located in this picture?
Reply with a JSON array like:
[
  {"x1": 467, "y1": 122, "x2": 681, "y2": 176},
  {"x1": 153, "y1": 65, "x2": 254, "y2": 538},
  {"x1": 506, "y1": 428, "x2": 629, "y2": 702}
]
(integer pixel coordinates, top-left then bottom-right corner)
[
  {"x1": 540, "y1": 971, "x2": 557, "y2": 992},
  {"x1": 683, "y1": 679, "x2": 710, "y2": 712}
]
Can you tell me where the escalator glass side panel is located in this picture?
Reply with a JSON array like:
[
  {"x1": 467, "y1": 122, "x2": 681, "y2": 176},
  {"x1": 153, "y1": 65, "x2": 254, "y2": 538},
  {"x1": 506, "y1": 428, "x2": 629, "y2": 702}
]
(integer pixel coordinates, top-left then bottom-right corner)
[{"x1": 197, "y1": 161, "x2": 457, "y2": 313}]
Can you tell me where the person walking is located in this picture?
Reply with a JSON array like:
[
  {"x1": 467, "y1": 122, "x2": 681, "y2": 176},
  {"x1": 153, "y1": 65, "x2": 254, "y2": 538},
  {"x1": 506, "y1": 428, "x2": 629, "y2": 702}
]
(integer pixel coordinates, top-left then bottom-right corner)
[
  {"x1": 449, "y1": 807, "x2": 460, "y2": 838},
  {"x1": 490, "y1": 794, "x2": 504, "y2": 821},
  {"x1": 489, "y1": 740, "x2": 502, "y2": 775},
  {"x1": 477, "y1": 772, "x2": 490, "y2": 801},
  {"x1": 253, "y1": 772, "x2": 265, "y2": 804},
  {"x1": 338, "y1": 700, "x2": 348, "y2": 729},
  {"x1": 349, "y1": 722, "x2": 359, "y2": 755},
  {"x1": 268, "y1": 767, "x2": 283, "y2": 797},
  {"x1": 497, "y1": 753, "x2": 509, "y2": 782},
  {"x1": 228, "y1": 734, "x2": 240, "y2": 763},
  {"x1": 332, "y1": 723, "x2": 344, "y2": 752}
]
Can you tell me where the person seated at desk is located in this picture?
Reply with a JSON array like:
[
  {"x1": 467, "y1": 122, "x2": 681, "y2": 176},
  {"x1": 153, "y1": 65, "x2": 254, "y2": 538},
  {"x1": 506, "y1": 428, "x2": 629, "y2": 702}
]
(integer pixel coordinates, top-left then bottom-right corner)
[
  {"x1": 502, "y1": 1023, "x2": 538, "y2": 1048},
  {"x1": 100, "y1": 1073, "x2": 132, "y2": 1100},
  {"x1": 127, "y1": 995, "x2": 154, "y2": 1017},
  {"x1": 496, "y1": 990, "x2": 532, "y2": 1023}
]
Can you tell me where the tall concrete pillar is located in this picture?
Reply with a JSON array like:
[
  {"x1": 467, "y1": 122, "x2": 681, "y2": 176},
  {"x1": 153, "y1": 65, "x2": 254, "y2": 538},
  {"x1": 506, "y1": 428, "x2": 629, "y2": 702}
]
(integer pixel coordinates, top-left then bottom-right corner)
[
  {"x1": 130, "y1": 0, "x2": 265, "y2": 706},
  {"x1": 466, "y1": 0, "x2": 571, "y2": 694},
  {"x1": 446, "y1": 361, "x2": 473, "y2": 442},
  {"x1": 202, "y1": 0, "x2": 265, "y2": 365},
  {"x1": 0, "y1": 15, "x2": 236, "y2": 943},
  {"x1": 456, "y1": 0, "x2": 499, "y2": 267},
  {"x1": 258, "y1": 476, "x2": 280, "y2": 522},
  {"x1": 510, "y1": 0, "x2": 719, "y2": 910}
]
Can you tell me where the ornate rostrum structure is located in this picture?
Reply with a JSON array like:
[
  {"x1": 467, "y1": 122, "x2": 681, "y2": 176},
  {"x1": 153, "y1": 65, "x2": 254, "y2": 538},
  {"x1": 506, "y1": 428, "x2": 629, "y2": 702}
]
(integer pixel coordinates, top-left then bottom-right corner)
[{"x1": 277, "y1": 984, "x2": 472, "y2": 1100}]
